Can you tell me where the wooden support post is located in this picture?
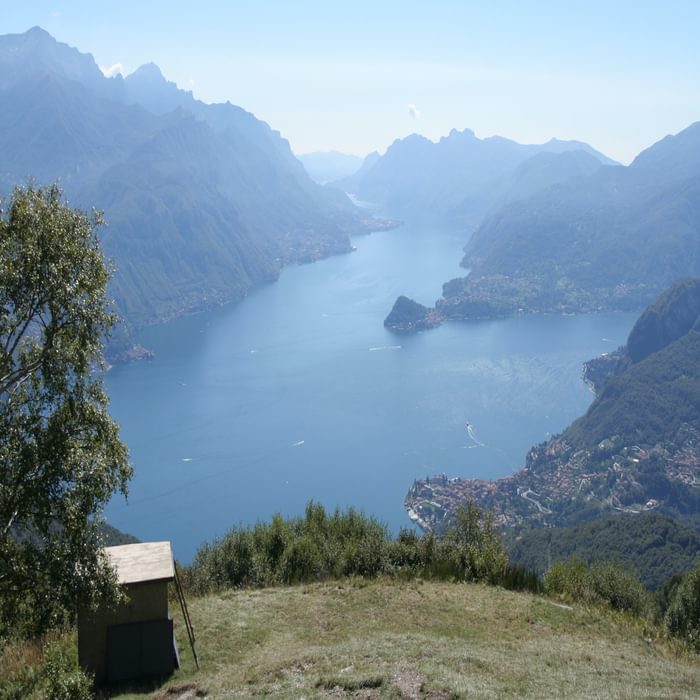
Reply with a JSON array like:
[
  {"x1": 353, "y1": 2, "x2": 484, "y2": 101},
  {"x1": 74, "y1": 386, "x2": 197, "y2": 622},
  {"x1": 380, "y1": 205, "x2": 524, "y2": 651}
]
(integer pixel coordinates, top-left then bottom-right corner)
[{"x1": 174, "y1": 562, "x2": 199, "y2": 670}]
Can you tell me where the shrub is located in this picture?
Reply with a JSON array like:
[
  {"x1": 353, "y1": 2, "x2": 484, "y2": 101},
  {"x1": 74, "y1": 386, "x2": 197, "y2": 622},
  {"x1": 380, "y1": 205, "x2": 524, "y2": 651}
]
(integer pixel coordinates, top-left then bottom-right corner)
[
  {"x1": 281, "y1": 536, "x2": 321, "y2": 584},
  {"x1": 588, "y1": 562, "x2": 648, "y2": 615},
  {"x1": 442, "y1": 504, "x2": 508, "y2": 583},
  {"x1": 544, "y1": 558, "x2": 591, "y2": 602},
  {"x1": 385, "y1": 529, "x2": 423, "y2": 575},
  {"x1": 544, "y1": 558, "x2": 649, "y2": 614},
  {"x1": 342, "y1": 529, "x2": 386, "y2": 578},
  {"x1": 500, "y1": 563, "x2": 543, "y2": 593},
  {"x1": 213, "y1": 530, "x2": 257, "y2": 588},
  {"x1": 180, "y1": 502, "x2": 536, "y2": 595},
  {"x1": 665, "y1": 561, "x2": 700, "y2": 651},
  {"x1": 656, "y1": 572, "x2": 685, "y2": 617},
  {"x1": 0, "y1": 637, "x2": 93, "y2": 700}
]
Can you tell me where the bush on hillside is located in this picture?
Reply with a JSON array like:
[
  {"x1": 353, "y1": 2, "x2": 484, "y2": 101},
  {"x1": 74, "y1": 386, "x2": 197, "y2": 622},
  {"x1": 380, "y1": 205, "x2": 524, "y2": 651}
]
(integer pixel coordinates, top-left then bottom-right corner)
[
  {"x1": 656, "y1": 572, "x2": 685, "y2": 617},
  {"x1": 182, "y1": 503, "x2": 391, "y2": 593},
  {"x1": 664, "y1": 561, "x2": 700, "y2": 651},
  {"x1": 544, "y1": 559, "x2": 649, "y2": 615},
  {"x1": 446, "y1": 503, "x2": 508, "y2": 583},
  {"x1": 0, "y1": 637, "x2": 93, "y2": 700},
  {"x1": 181, "y1": 501, "x2": 519, "y2": 595},
  {"x1": 500, "y1": 563, "x2": 543, "y2": 593}
]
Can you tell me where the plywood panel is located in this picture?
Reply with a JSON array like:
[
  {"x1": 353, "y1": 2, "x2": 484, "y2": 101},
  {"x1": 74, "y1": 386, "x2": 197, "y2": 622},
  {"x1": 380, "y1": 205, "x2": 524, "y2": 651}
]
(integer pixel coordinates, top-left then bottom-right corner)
[{"x1": 105, "y1": 541, "x2": 174, "y2": 584}]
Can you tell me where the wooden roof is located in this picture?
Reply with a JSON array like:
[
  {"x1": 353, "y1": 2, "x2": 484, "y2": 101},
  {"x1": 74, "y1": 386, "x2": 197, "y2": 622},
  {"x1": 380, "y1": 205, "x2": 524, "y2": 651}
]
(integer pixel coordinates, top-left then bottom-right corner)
[{"x1": 105, "y1": 541, "x2": 175, "y2": 585}]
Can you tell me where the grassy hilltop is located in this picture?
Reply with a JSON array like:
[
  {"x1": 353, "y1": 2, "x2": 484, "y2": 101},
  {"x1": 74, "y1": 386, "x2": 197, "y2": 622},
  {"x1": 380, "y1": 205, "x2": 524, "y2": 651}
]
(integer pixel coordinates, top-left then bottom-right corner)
[
  {"x1": 3, "y1": 504, "x2": 699, "y2": 699},
  {"x1": 74, "y1": 579, "x2": 700, "y2": 699}
]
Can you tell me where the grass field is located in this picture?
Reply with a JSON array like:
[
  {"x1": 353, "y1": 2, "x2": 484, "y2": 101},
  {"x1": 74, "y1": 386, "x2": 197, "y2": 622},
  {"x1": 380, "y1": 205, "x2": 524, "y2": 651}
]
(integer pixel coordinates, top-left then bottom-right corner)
[{"x1": 100, "y1": 578, "x2": 699, "y2": 699}]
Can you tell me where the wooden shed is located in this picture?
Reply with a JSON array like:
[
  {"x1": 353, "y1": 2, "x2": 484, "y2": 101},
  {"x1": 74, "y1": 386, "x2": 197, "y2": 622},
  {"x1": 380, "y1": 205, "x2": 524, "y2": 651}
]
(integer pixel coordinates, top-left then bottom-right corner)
[{"x1": 78, "y1": 541, "x2": 180, "y2": 684}]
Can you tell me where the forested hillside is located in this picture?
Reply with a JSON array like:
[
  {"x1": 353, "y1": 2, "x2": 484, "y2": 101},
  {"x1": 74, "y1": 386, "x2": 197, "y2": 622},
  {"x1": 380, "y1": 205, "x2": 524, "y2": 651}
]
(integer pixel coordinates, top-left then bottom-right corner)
[
  {"x1": 508, "y1": 512, "x2": 700, "y2": 590},
  {"x1": 433, "y1": 122, "x2": 700, "y2": 321}
]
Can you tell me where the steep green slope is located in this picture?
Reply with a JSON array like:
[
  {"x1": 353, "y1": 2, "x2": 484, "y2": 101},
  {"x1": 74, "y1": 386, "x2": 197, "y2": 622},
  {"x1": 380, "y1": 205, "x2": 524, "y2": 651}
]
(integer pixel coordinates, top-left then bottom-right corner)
[
  {"x1": 509, "y1": 512, "x2": 700, "y2": 590},
  {"x1": 569, "y1": 278, "x2": 700, "y2": 449},
  {"x1": 626, "y1": 277, "x2": 700, "y2": 361},
  {"x1": 567, "y1": 327, "x2": 700, "y2": 449}
]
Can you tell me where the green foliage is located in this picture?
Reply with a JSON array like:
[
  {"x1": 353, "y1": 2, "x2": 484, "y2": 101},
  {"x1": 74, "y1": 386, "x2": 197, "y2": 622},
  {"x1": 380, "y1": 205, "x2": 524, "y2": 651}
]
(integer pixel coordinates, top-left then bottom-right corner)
[
  {"x1": 657, "y1": 573, "x2": 685, "y2": 616},
  {"x1": 566, "y1": 329, "x2": 700, "y2": 450},
  {"x1": 499, "y1": 563, "x2": 543, "y2": 593},
  {"x1": 281, "y1": 536, "x2": 321, "y2": 584},
  {"x1": 664, "y1": 561, "x2": 700, "y2": 651},
  {"x1": 439, "y1": 504, "x2": 508, "y2": 583},
  {"x1": 544, "y1": 559, "x2": 650, "y2": 615},
  {"x1": 0, "y1": 184, "x2": 131, "y2": 639},
  {"x1": 183, "y1": 503, "x2": 389, "y2": 593},
  {"x1": 40, "y1": 643, "x2": 93, "y2": 700},
  {"x1": 509, "y1": 512, "x2": 700, "y2": 590},
  {"x1": 182, "y1": 502, "x2": 520, "y2": 596},
  {"x1": 544, "y1": 558, "x2": 590, "y2": 602},
  {"x1": 0, "y1": 636, "x2": 93, "y2": 700}
]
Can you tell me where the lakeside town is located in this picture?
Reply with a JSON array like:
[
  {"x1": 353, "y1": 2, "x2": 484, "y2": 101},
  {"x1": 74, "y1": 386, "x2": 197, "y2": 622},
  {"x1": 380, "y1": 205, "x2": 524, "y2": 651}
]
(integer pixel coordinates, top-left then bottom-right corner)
[{"x1": 405, "y1": 425, "x2": 700, "y2": 532}]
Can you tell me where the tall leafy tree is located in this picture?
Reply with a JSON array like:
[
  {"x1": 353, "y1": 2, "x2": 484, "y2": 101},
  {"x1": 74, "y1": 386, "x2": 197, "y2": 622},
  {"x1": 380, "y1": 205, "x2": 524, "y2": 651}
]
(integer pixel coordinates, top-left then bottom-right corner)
[{"x1": 0, "y1": 184, "x2": 132, "y2": 638}]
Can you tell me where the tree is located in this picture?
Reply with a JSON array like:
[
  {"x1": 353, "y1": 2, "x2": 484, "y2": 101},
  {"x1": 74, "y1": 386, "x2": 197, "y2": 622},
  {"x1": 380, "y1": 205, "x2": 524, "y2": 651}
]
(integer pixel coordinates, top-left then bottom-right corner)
[{"x1": 0, "y1": 184, "x2": 132, "y2": 639}]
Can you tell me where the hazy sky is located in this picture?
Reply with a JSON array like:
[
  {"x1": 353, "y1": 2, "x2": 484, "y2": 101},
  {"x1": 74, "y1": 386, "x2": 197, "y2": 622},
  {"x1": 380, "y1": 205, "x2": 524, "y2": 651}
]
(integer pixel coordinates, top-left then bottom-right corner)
[{"x1": 4, "y1": 1, "x2": 700, "y2": 163}]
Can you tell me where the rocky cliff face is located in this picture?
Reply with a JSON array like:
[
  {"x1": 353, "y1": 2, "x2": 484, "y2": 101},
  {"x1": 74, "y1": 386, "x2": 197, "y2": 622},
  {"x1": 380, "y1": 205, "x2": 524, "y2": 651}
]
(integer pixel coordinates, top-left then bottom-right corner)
[{"x1": 626, "y1": 278, "x2": 700, "y2": 362}]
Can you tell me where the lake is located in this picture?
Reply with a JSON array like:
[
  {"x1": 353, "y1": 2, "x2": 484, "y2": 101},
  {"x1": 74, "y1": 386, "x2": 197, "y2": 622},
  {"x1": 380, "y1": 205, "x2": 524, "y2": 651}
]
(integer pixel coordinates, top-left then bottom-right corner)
[{"x1": 104, "y1": 220, "x2": 636, "y2": 561}]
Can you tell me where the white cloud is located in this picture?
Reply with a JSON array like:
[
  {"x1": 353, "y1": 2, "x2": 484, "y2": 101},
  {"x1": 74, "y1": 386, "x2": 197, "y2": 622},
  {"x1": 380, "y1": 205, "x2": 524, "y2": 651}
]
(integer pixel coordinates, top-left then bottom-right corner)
[
  {"x1": 100, "y1": 63, "x2": 125, "y2": 78},
  {"x1": 407, "y1": 103, "x2": 420, "y2": 119}
]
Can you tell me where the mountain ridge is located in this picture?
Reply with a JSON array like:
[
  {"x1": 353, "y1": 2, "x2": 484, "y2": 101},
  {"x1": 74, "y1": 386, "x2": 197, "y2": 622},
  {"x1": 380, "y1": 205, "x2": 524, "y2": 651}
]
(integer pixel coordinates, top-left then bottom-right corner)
[
  {"x1": 417, "y1": 121, "x2": 700, "y2": 325},
  {"x1": 0, "y1": 28, "x2": 373, "y2": 345},
  {"x1": 340, "y1": 126, "x2": 616, "y2": 228}
]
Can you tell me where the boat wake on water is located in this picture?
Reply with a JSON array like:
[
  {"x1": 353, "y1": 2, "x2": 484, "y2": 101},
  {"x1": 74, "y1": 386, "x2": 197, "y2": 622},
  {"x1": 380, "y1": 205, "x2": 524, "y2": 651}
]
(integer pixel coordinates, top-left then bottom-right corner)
[
  {"x1": 465, "y1": 422, "x2": 486, "y2": 447},
  {"x1": 368, "y1": 345, "x2": 403, "y2": 352}
]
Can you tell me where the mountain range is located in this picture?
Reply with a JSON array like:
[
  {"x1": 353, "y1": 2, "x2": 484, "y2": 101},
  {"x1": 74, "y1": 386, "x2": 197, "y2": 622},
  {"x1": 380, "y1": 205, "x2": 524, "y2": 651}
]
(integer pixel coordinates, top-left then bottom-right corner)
[
  {"x1": 335, "y1": 127, "x2": 616, "y2": 227},
  {"x1": 379, "y1": 118, "x2": 700, "y2": 331},
  {"x1": 0, "y1": 27, "x2": 372, "y2": 349},
  {"x1": 433, "y1": 121, "x2": 700, "y2": 322}
]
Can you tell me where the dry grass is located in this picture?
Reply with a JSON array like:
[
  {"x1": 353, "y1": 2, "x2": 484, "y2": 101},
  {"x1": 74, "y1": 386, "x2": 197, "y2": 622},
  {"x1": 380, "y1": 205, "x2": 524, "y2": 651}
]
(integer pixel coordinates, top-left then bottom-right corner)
[
  {"x1": 0, "y1": 635, "x2": 45, "y2": 684},
  {"x1": 28, "y1": 579, "x2": 700, "y2": 699}
]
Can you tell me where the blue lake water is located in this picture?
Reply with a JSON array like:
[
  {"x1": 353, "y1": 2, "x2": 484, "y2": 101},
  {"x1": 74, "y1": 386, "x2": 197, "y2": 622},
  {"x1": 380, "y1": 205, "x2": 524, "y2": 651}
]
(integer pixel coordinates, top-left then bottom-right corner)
[{"x1": 104, "y1": 221, "x2": 637, "y2": 561}]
